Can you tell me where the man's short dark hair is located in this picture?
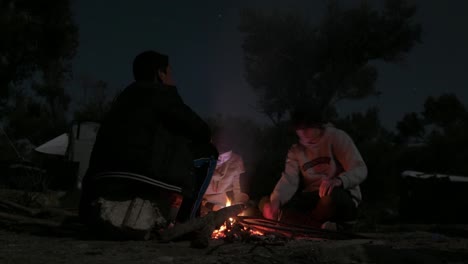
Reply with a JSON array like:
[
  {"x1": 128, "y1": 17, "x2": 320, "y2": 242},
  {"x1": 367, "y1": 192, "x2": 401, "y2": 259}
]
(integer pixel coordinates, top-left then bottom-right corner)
[
  {"x1": 132, "y1": 50, "x2": 169, "y2": 82},
  {"x1": 290, "y1": 105, "x2": 326, "y2": 129}
]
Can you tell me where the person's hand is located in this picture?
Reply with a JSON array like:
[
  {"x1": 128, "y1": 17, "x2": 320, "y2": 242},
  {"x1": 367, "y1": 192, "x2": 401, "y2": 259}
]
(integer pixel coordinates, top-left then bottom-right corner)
[
  {"x1": 234, "y1": 193, "x2": 249, "y2": 205},
  {"x1": 262, "y1": 201, "x2": 279, "y2": 220},
  {"x1": 319, "y1": 177, "x2": 342, "y2": 198}
]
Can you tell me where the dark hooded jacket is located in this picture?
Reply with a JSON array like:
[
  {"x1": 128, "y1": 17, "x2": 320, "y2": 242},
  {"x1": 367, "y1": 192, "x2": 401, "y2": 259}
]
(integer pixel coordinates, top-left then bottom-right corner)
[{"x1": 81, "y1": 81, "x2": 213, "y2": 202}]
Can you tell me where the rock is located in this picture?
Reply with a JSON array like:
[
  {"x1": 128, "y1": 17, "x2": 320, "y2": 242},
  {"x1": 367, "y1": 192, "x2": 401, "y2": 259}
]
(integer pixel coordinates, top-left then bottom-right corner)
[{"x1": 96, "y1": 197, "x2": 166, "y2": 240}]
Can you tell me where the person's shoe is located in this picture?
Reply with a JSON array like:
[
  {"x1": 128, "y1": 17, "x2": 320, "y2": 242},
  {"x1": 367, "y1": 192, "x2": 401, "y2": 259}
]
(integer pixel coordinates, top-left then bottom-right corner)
[
  {"x1": 338, "y1": 220, "x2": 356, "y2": 232},
  {"x1": 321, "y1": 221, "x2": 356, "y2": 232}
]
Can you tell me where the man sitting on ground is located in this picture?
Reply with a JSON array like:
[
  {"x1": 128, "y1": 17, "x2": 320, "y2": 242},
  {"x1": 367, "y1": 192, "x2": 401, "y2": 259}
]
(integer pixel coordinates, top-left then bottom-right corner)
[{"x1": 79, "y1": 50, "x2": 218, "y2": 240}]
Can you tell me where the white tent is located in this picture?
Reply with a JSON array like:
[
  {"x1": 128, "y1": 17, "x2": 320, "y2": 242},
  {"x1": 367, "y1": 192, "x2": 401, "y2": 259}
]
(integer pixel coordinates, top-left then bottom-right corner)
[
  {"x1": 68, "y1": 122, "x2": 100, "y2": 188},
  {"x1": 35, "y1": 133, "x2": 69, "y2": 156},
  {"x1": 34, "y1": 121, "x2": 100, "y2": 189}
]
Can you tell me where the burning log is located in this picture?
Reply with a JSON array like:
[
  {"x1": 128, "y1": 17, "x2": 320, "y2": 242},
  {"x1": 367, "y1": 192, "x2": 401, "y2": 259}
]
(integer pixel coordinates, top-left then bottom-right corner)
[
  {"x1": 211, "y1": 216, "x2": 267, "y2": 242},
  {"x1": 235, "y1": 216, "x2": 365, "y2": 240},
  {"x1": 159, "y1": 204, "x2": 245, "y2": 245}
]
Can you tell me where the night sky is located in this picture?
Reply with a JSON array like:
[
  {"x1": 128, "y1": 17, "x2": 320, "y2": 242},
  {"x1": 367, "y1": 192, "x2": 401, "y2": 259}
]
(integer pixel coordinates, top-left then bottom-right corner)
[{"x1": 71, "y1": 1, "x2": 468, "y2": 130}]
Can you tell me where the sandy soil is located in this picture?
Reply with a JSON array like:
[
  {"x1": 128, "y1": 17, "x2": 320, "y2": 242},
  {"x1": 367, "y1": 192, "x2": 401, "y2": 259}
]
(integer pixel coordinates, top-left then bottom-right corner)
[{"x1": 1, "y1": 226, "x2": 468, "y2": 264}]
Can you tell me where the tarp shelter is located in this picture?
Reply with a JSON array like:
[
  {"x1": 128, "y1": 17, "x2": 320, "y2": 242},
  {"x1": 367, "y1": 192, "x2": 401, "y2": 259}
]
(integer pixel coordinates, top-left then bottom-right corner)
[
  {"x1": 35, "y1": 133, "x2": 69, "y2": 156},
  {"x1": 401, "y1": 170, "x2": 468, "y2": 183},
  {"x1": 34, "y1": 121, "x2": 100, "y2": 189}
]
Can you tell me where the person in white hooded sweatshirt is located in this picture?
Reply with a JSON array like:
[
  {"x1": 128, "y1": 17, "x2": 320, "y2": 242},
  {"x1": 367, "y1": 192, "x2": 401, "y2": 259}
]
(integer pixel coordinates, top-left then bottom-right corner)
[{"x1": 262, "y1": 106, "x2": 367, "y2": 229}]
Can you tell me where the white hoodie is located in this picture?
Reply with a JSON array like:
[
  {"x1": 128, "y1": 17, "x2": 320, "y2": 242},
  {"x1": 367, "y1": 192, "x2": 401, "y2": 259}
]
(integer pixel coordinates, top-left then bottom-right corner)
[{"x1": 270, "y1": 126, "x2": 367, "y2": 210}]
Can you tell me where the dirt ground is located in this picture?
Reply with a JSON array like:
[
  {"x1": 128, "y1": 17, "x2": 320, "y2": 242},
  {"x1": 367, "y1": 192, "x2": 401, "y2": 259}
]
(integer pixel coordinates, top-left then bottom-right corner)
[
  {"x1": 1, "y1": 189, "x2": 468, "y2": 264},
  {"x1": 2, "y1": 224, "x2": 468, "y2": 264}
]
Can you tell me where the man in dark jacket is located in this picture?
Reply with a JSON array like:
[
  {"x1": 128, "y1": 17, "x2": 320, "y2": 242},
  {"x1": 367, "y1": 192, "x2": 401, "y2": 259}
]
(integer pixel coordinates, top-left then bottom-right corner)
[{"x1": 79, "y1": 50, "x2": 218, "y2": 240}]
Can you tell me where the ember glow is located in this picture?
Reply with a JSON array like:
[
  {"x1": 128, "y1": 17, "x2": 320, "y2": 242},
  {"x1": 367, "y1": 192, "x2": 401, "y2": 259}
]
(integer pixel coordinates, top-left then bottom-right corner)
[{"x1": 211, "y1": 198, "x2": 264, "y2": 239}]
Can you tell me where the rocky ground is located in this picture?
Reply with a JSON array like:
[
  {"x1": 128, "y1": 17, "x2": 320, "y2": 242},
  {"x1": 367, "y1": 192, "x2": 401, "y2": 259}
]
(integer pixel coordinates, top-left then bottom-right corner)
[{"x1": 1, "y1": 189, "x2": 468, "y2": 264}]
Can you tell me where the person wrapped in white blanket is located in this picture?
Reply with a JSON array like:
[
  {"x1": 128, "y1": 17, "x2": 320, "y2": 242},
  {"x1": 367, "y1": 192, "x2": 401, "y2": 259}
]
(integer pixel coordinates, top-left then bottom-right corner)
[
  {"x1": 261, "y1": 106, "x2": 367, "y2": 230},
  {"x1": 201, "y1": 128, "x2": 249, "y2": 215}
]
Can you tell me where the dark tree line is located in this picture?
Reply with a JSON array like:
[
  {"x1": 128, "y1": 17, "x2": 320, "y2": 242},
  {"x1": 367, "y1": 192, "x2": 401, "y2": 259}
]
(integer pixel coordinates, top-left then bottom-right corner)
[
  {"x1": 1, "y1": 0, "x2": 78, "y2": 150},
  {"x1": 0, "y1": 0, "x2": 116, "y2": 163},
  {"x1": 239, "y1": 0, "x2": 421, "y2": 125}
]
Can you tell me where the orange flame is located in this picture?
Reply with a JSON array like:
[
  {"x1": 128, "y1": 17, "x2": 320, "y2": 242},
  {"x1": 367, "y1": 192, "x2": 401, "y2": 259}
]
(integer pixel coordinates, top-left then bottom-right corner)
[{"x1": 211, "y1": 197, "x2": 264, "y2": 239}]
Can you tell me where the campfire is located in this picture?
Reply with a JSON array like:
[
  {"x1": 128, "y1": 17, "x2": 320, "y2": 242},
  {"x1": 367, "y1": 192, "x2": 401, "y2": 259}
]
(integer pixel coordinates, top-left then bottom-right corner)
[
  {"x1": 161, "y1": 197, "x2": 361, "y2": 247},
  {"x1": 207, "y1": 198, "x2": 360, "y2": 242},
  {"x1": 211, "y1": 198, "x2": 264, "y2": 240}
]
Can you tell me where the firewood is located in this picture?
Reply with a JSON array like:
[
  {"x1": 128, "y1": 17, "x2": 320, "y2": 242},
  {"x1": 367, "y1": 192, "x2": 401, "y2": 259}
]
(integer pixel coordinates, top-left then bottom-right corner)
[
  {"x1": 0, "y1": 211, "x2": 61, "y2": 227},
  {"x1": 159, "y1": 204, "x2": 245, "y2": 242},
  {"x1": 0, "y1": 199, "x2": 77, "y2": 218},
  {"x1": 0, "y1": 200, "x2": 41, "y2": 216}
]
